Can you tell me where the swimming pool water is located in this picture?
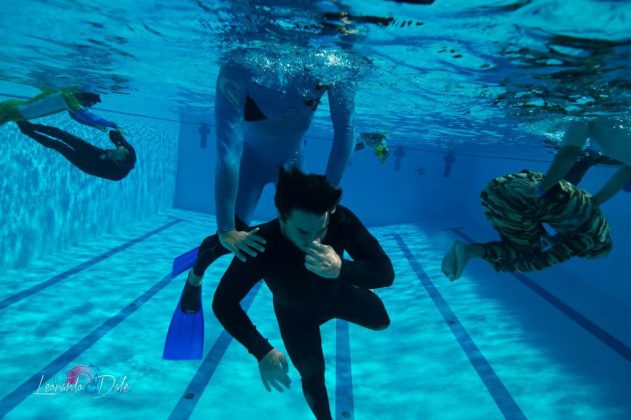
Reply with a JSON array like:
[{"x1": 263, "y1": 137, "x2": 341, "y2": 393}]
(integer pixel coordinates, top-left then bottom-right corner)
[{"x1": 0, "y1": 210, "x2": 629, "y2": 419}]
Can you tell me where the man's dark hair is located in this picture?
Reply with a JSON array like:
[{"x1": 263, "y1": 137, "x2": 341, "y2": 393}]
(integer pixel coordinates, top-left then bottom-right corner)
[
  {"x1": 75, "y1": 92, "x2": 101, "y2": 107},
  {"x1": 275, "y1": 166, "x2": 342, "y2": 220}
]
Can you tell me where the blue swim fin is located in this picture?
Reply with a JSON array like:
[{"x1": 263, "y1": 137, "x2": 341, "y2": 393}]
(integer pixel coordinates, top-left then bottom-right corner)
[
  {"x1": 171, "y1": 246, "x2": 200, "y2": 277},
  {"x1": 163, "y1": 283, "x2": 204, "y2": 360}
]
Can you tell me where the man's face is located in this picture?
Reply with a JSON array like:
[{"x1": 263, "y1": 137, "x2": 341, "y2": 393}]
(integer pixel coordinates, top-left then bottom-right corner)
[{"x1": 279, "y1": 208, "x2": 330, "y2": 253}]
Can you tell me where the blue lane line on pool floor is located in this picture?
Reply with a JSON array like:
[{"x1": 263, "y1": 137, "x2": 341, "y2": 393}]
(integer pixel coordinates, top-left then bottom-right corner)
[
  {"x1": 335, "y1": 320, "x2": 354, "y2": 420},
  {"x1": 0, "y1": 218, "x2": 183, "y2": 311},
  {"x1": 393, "y1": 234, "x2": 526, "y2": 420},
  {"x1": 450, "y1": 227, "x2": 631, "y2": 364},
  {"x1": 0, "y1": 270, "x2": 180, "y2": 418},
  {"x1": 168, "y1": 282, "x2": 264, "y2": 419}
]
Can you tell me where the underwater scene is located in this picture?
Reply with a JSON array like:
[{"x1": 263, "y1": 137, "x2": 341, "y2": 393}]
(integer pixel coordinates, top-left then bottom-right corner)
[{"x1": 1, "y1": 1, "x2": 630, "y2": 419}]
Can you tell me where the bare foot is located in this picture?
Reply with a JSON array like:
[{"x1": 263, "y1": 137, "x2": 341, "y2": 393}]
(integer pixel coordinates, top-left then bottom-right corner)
[
  {"x1": 442, "y1": 241, "x2": 472, "y2": 282},
  {"x1": 452, "y1": 242, "x2": 469, "y2": 280}
]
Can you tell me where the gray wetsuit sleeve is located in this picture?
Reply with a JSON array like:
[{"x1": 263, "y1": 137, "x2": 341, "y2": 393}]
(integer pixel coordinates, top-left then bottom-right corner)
[
  {"x1": 325, "y1": 82, "x2": 355, "y2": 186},
  {"x1": 215, "y1": 65, "x2": 248, "y2": 233}
]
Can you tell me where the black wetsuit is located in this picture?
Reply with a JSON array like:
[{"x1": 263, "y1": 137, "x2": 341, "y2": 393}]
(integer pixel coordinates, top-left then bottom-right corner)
[
  {"x1": 212, "y1": 206, "x2": 394, "y2": 420},
  {"x1": 191, "y1": 217, "x2": 249, "y2": 277},
  {"x1": 17, "y1": 121, "x2": 136, "y2": 181}
]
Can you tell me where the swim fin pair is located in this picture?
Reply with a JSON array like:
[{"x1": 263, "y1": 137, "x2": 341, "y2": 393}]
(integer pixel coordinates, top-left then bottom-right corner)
[{"x1": 163, "y1": 246, "x2": 204, "y2": 360}]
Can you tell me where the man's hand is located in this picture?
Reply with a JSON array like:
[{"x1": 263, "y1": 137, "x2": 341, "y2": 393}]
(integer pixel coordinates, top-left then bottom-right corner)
[
  {"x1": 219, "y1": 228, "x2": 266, "y2": 262},
  {"x1": 305, "y1": 241, "x2": 341, "y2": 279},
  {"x1": 259, "y1": 349, "x2": 291, "y2": 392}
]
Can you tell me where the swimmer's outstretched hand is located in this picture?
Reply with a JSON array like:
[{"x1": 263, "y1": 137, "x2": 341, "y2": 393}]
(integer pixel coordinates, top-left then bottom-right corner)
[
  {"x1": 259, "y1": 349, "x2": 291, "y2": 392},
  {"x1": 219, "y1": 228, "x2": 266, "y2": 262},
  {"x1": 305, "y1": 240, "x2": 342, "y2": 279}
]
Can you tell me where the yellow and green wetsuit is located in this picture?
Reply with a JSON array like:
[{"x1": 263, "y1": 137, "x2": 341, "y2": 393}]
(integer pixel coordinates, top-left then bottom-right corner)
[{"x1": 0, "y1": 89, "x2": 118, "y2": 130}]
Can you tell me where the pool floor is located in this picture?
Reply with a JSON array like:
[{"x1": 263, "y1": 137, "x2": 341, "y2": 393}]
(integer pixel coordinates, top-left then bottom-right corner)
[{"x1": 0, "y1": 209, "x2": 629, "y2": 419}]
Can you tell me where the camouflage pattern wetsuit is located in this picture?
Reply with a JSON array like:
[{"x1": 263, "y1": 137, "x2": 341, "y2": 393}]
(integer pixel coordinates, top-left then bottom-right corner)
[{"x1": 479, "y1": 170, "x2": 612, "y2": 272}]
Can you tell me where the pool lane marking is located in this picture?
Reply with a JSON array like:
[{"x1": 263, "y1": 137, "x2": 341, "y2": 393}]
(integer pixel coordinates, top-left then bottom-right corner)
[
  {"x1": 0, "y1": 270, "x2": 180, "y2": 418},
  {"x1": 336, "y1": 319, "x2": 354, "y2": 420},
  {"x1": 335, "y1": 249, "x2": 354, "y2": 420},
  {"x1": 0, "y1": 218, "x2": 183, "y2": 311},
  {"x1": 393, "y1": 233, "x2": 526, "y2": 420},
  {"x1": 169, "y1": 295, "x2": 356, "y2": 420},
  {"x1": 168, "y1": 282, "x2": 263, "y2": 419}
]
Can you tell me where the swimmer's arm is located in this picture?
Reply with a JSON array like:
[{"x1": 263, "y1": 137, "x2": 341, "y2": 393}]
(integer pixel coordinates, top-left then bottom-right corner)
[
  {"x1": 61, "y1": 90, "x2": 84, "y2": 112},
  {"x1": 337, "y1": 207, "x2": 394, "y2": 289},
  {"x1": 324, "y1": 83, "x2": 355, "y2": 187},
  {"x1": 68, "y1": 108, "x2": 119, "y2": 130},
  {"x1": 212, "y1": 257, "x2": 272, "y2": 361},
  {"x1": 61, "y1": 90, "x2": 119, "y2": 129},
  {"x1": 592, "y1": 164, "x2": 631, "y2": 205},
  {"x1": 540, "y1": 121, "x2": 588, "y2": 192},
  {"x1": 215, "y1": 65, "x2": 248, "y2": 233}
]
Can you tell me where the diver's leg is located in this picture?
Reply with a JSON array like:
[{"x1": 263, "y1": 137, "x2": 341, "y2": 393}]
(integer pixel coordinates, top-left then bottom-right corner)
[
  {"x1": 480, "y1": 174, "x2": 540, "y2": 247},
  {"x1": 478, "y1": 173, "x2": 545, "y2": 270},
  {"x1": 27, "y1": 123, "x2": 100, "y2": 154},
  {"x1": 329, "y1": 282, "x2": 390, "y2": 331},
  {"x1": 19, "y1": 121, "x2": 110, "y2": 177},
  {"x1": 18, "y1": 121, "x2": 100, "y2": 155},
  {"x1": 182, "y1": 217, "x2": 249, "y2": 313},
  {"x1": 18, "y1": 121, "x2": 79, "y2": 163},
  {"x1": 275, "y1": 304, "x2": 332, "y2": 420},
  {"x1": 233, "y1": 144, "x2": 306, "y2": 221},
  {"x1": 443, "y1": 173, "x2": 544, "y2": 279}
]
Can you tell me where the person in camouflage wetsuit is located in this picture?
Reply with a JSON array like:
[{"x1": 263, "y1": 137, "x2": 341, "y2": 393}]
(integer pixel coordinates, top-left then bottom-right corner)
[{"x1": 442, "y1": 169, "x2": 612, "y2": 280}]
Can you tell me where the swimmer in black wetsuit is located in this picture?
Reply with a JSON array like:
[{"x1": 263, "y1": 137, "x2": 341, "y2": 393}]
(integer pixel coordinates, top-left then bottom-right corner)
[
  {"x1": 16, "y1": 121, "x2": 136, "y2": 181},
  {"x1": 211, "y1": 167, "x2": 394, "y2": 420}
]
